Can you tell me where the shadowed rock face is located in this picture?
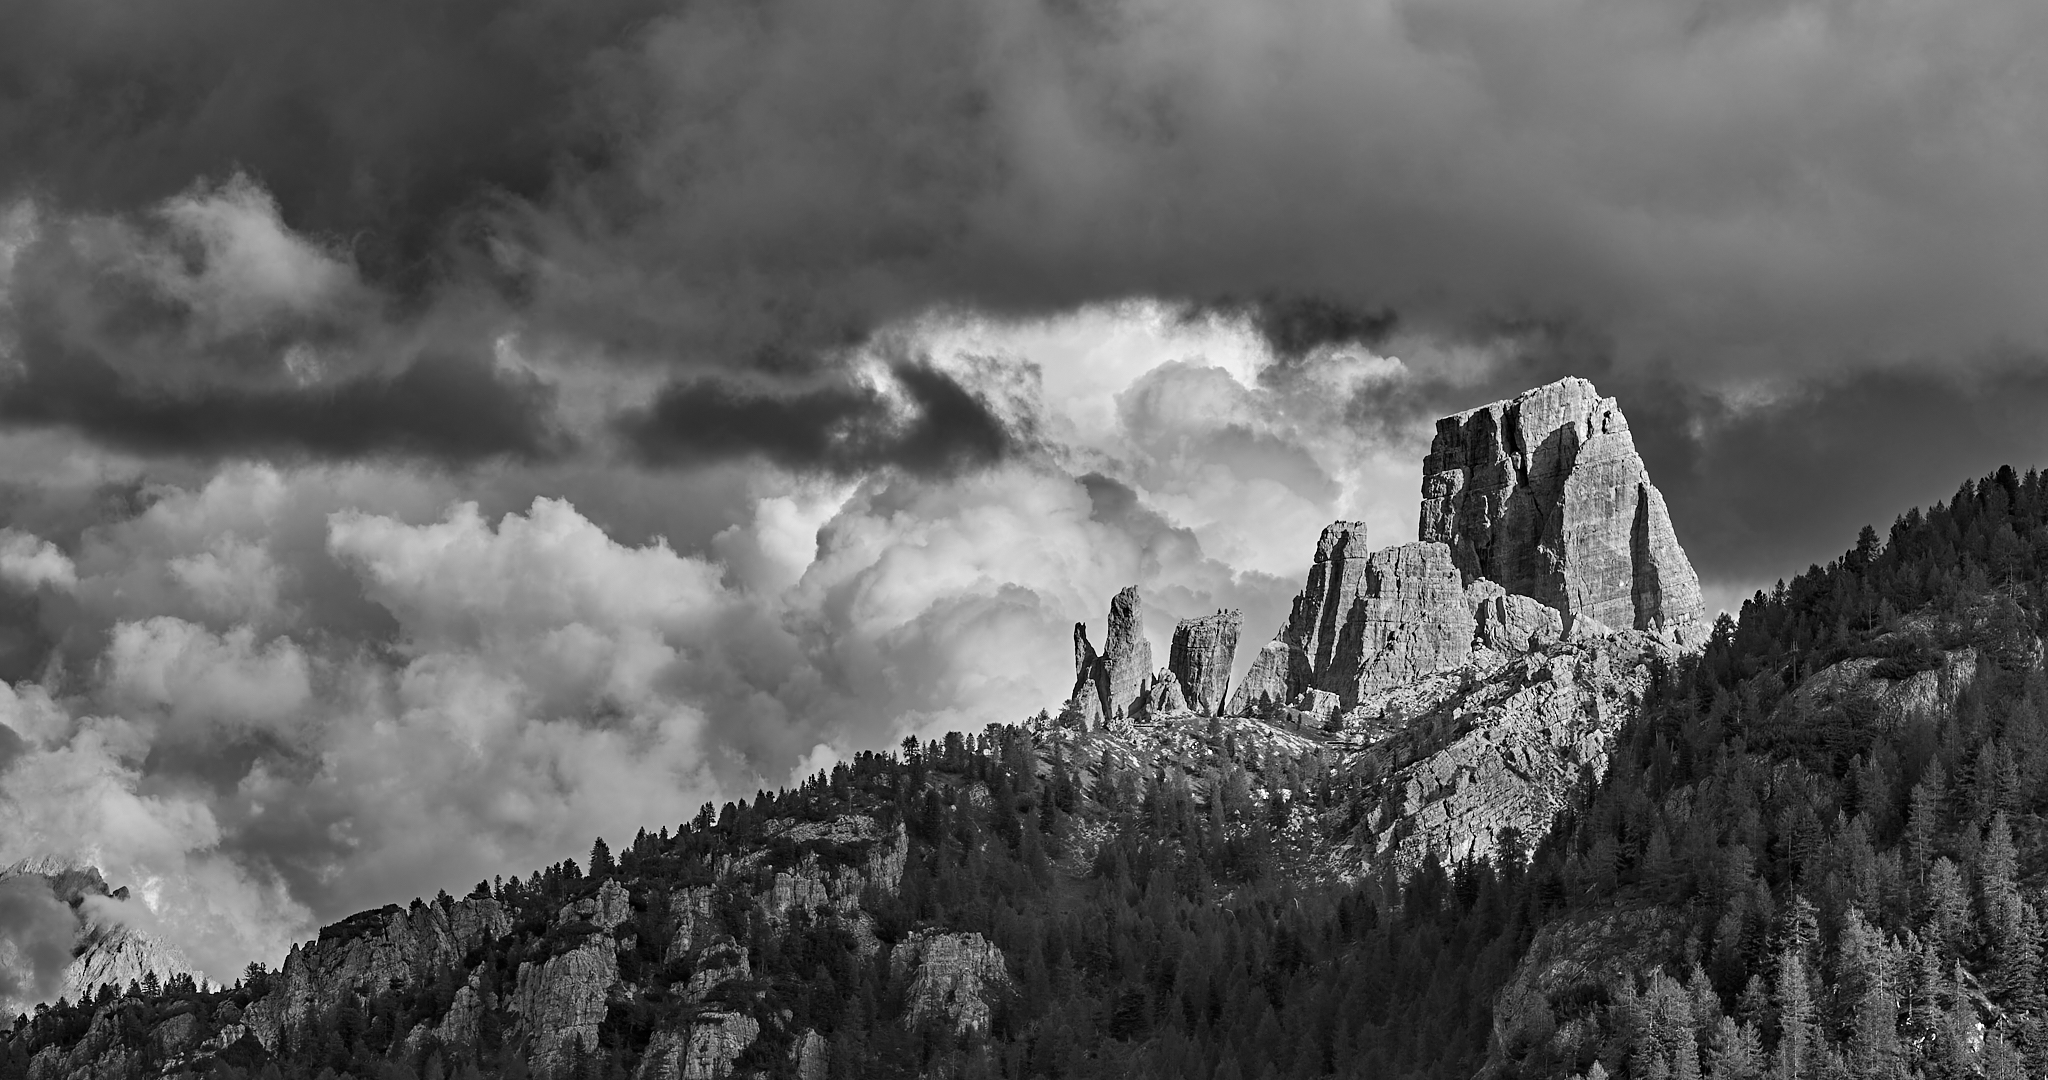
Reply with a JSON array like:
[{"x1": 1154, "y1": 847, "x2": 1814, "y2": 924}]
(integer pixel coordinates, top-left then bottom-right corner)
[
  {"x1": 1170, "y1": 610, "x2": 1241, "y2": 715},
  {"x1": 1419, "y1": 376, "x2": 1704, "y2": 636}
]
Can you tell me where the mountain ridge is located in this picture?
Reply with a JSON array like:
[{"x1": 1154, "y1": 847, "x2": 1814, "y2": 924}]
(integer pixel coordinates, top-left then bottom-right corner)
[{"x1": 12, "y1": 379, "x2": 2048, "y2": 1080}]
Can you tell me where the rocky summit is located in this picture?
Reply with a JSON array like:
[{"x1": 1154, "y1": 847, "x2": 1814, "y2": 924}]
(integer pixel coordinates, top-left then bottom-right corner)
[
  {"x1": 1419, "y1": 376, "x2": 1705, "y2": 638},
  {"x1": 1167, "y1": 610, "x2": 1240, "y2": 717}
]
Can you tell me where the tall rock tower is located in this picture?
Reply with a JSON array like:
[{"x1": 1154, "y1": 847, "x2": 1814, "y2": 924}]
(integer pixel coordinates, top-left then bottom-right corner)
[{"x1": 1418, "y1": 377, "x2": 1704, "y2": 637}]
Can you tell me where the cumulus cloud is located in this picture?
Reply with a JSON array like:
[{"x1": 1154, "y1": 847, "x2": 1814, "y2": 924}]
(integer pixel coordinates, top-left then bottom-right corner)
[{"x1": 0, "y1": 528, "x2": 74, "y2": 592}]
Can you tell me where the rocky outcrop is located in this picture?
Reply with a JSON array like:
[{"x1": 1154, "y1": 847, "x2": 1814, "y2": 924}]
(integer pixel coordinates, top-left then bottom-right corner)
[
  {"x1": 1469, "y1": 581, "x2": 1564, "y2": 654},
  {"x1": 1170, "y1": 610, "x2": 1241, "y2": 716},
  {"x1": 682, "y1": 936, "x2": 750, "y2": 1003},
  {"x1": 1482, "y1": 903, "x2": 1691, "y2": 1079},
  {"x1": 1419, "y1": 377, "x2": 1704, "y2": 638},
  {"x1": 1775, "y1": 644, "x2": 1978, "y2": 728},
  {"x1": 246, "y1": 894, "x2": 512, "y2": 1049},
  {"x1": 1351, "y1": 634, "x2": 1668, "y2": 869},
  {"x1": 1066, "y1": 587, "x2": 1155, "y2": 729},
  {"x1": 891, "y1": 930, "x2": 1010, "y2": 1034},
  {"x1": 559, "y1": 878, "x2": 632, "y2": 931},
  {"x1": 1140, "y1": 668, "x2": 1190, "y2": 718},
  {"x1": 792, "y1": 1029, "x2": 829, "y2": 1080},
  {"x1": 1227, "y1": 638, "x2": 1303, "y2": 716},
  {"x1": 666, "y1": 886, "x2": 716, "y2": 963},
  {"x1": 510, "y1": 933, "x2": 619, "y2": 1077},
  {"x1": 637, "y1": 1013, "x2": 761, "y2": 1080},
  {"x1": 1231, "y1": 532, "x2": 1476, "y2": 714},
  {"x1": 1345, "y1": 543, "x2": 1476, "y2": 698}
]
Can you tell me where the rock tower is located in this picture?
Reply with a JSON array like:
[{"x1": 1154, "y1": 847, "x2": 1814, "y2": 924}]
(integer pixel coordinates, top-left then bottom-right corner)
[{"x1": 1419, "y1": 376, "x2": 1704, "y2": 635}]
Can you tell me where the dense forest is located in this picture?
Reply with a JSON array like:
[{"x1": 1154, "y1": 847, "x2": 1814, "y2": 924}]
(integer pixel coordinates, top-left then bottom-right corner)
[{"x1": 11, "y1": 465, "x2": 2048, "y2": 1079}]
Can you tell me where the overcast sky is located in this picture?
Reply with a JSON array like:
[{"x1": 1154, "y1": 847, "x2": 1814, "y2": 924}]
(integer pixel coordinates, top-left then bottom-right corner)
[{"x1": 4, "y1": 0, "x2": 2048, "y2": 987}]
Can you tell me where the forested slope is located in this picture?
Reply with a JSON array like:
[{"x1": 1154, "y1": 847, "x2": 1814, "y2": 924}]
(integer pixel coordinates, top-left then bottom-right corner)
[{"x1": 10, "y1": 466, "x2": 2048, "y2": 1079}]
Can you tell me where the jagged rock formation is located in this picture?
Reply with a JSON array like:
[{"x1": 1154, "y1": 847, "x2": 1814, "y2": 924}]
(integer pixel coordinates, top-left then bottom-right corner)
[
  {"x1": 1419, "y1": 377, "x2": 1704, "y2": 637},
  {"x1": 1169, "y1": 610, "x2": 1241, "y2": 715},
  {"x1": 891, "y1": 930, "x2": 1011, "y2": 1034},
  {"x1": 1350, "y1": 633, "x2": 1670, "y2": 869},
  {"x1": 637, "y1": 1013, "x2": 761, "y2": 1080},
  {"x1": 510, "y1": 932, "x2": 618, "y2": 1076},
  {"x1": 1227, "y1": 376, "x2": 1703, "y2": 734},
  {"x1": 1067, "y1": 587, "x2": 1154, "y2": 729},
  {"x1": 0, "y1": 860, "x2": 198, "y2": 1015},
  {"x1": 245, "y1": 893, "x2": 514, "y2": 1050},
  {"x1": 1468, "y1": 580, "x2": 1564, "y2": 654},
  {"x1": 1227, "y1": 528, "x2": 1477, "y2": 715},
  {"x1": 1140, "y1": 668, "x2": 1190, "y2": 718},
  {"x1": 791, "y1": 1029, "x2": 828, "y2": 1080}
]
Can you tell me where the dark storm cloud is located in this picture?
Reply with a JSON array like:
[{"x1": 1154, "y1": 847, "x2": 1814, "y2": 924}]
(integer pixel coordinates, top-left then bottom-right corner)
[
  {"x1": 0, "y1": 0, "x2": 666, "y2": 292},
  {"x1": 1, "y1": 317, "x2": 563, "y2": 464},
  {"x1": 8, "y1": 0, "x2": 2048, "y2": 474},
  {"x1": 1620, "y1": 366, "x2": 2048, "y2": 604},
  {"x1": 1213, "y1": 297, "x2": 1400, "y2": 362},
  {"x1": 619, "y1": 360, "x2": 1022, "y2": 477}
]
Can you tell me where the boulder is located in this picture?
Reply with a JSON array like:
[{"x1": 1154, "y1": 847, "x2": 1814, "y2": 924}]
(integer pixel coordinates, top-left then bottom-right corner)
[
  {"x1": 1419, "y1": 376, "x2": 1704, "y2": 636},
  {"x1": 1140, "y1": 669, "x2": 1190, "y2": 719},
  {"x1": 1170, "y1": 610, "x2": 1241, "y2": 715},
  {"x1": 1471, "y1": 582, "x2": 1565, "y2": 653}
]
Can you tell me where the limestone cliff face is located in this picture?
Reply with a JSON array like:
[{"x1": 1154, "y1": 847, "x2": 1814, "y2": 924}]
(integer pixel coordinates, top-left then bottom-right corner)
[
  {"x1": 891, "y1": 930, "x2": 1011, "y2": 1034},
  {"x1": 1230, "y1": 532, "x2": 1477, "y2": 714},
  {"x1": 1169, "y1": 610, "x2": 1240, "y2": 715},
  {"x1": 636, "y1": 1013, "x2": 760, "y2": 1080},
  {"x1": 246, "y1": 894, "x2": 514, "y2": 1049},
  {"x1": 510, "y1": 933, "x2": 619, "y2": 1077},
  {"x1": 1352, "y1": 633, "x2": 1670, "y2": 870},
  {"x1": 1419, "y1": 376, "x2": 1704, "y2": 637}
]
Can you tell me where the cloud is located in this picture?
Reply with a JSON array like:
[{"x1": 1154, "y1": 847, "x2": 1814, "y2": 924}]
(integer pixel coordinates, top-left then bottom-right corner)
[
  {"x1": 618, "y1": 357, "x2": 1029, "y2": 477},
  {"x1": 7, "y1": 0, "x2": 2048, "y2": 472},
  {"x1": 0, "y1": 180, "x2": 565, "y2": 463},
  {"x1": 0, "y1": 875, "x2": 73, "y2": 1012},
  {"x1": 0, "y1": 528, "x2": 74, "y2": 592}
]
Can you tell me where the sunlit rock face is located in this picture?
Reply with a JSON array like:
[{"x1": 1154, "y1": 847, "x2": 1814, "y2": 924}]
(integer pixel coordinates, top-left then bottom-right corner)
[
  {"x1": 1169, "y1": 609, "x2": 1240, "y2": 716},
  {"x1": 1228, "y1": 528, "x2": 1476, "y2": 712},
  {"x1": 1065, "y1": 586, "x2": 1154, "y2": 730},
  {"x1": 1419, "y1": 376, "x2": 1705, "y2": 638}
]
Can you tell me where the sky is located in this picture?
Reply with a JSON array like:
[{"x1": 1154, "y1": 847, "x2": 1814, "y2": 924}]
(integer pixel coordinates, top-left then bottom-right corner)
[{"x1": 4, "y1": 0, "x2": 2048, "y2": 992}]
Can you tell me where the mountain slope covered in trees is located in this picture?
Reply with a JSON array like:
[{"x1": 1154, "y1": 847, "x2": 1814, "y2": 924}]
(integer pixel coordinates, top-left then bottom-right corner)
[{"x1": 11, "y1": 465, "x2": 2048, "y2": 1079}]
